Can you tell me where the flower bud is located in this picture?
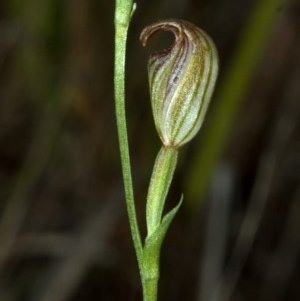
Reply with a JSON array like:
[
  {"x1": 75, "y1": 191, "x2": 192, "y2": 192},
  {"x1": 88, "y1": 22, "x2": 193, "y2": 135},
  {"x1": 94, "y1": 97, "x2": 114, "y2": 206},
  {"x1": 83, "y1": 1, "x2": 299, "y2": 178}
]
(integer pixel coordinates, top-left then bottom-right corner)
[{"x1": 140, "y1": 19, "x2": 219, "y2": 148}]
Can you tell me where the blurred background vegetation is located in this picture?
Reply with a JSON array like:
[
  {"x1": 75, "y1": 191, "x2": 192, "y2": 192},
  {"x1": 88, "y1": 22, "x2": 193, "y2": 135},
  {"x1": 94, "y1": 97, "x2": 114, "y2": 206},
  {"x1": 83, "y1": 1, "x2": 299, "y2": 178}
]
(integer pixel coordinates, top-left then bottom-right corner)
[{"x1": 0, "y1": 0, "x2": 299, "y2": 300}]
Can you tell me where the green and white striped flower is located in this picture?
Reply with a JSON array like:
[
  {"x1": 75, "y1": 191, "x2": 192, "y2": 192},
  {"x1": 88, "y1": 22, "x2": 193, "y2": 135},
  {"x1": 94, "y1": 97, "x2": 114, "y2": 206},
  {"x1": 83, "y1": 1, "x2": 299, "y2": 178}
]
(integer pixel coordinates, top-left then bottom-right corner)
[{"x1": 140, "y1": 19, "x2": 219, "y2": 148}]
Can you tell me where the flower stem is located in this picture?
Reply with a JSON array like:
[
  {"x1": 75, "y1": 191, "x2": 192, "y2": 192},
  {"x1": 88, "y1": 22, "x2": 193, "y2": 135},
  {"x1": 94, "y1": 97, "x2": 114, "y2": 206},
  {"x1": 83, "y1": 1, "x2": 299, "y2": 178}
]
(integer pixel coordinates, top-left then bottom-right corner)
[
  {"x1": 143, "y1": 277, "x2": 159, "y2": 301},
  {"x1": 114, "y1": 0, "x2": 143, "y2": 266},
  {"x1": 146, "y1": 147, "x2": 178, "y2": 236},
  {"x1": 141, "y1": 146, "x2": 179, "y2": 301}
]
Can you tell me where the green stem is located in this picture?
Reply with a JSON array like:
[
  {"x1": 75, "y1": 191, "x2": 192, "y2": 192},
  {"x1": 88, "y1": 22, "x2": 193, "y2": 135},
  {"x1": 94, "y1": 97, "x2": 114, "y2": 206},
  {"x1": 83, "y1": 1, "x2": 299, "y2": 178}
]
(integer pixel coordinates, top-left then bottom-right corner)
[
  {"x1": 114, "y1": 0, "x2": 143, "y2": 265},
  {"x1": 146, "y1": 147, "x2": 178, "y2": 236},
  {"x1": 143, "y1": 276, "x2": 159, "y2": 301},
  {"x1": 142, "y1": 146, "x2": 178, "y2": 301}
]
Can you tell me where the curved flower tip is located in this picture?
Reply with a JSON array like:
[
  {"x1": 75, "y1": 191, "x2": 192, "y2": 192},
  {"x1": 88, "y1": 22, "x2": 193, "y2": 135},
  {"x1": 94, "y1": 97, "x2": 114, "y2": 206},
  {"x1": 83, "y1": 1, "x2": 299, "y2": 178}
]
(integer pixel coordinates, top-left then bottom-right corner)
[{"x1": 140, "y1": 19, "x2": 219, "y2": 148}]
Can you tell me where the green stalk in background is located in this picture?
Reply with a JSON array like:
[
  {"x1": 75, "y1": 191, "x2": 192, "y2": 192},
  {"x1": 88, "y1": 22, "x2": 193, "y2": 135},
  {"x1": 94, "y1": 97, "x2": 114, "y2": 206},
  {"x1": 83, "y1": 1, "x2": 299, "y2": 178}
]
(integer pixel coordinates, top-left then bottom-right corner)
[{"x1": 185, "y1": 0, "x2": 288, "y2": 204}]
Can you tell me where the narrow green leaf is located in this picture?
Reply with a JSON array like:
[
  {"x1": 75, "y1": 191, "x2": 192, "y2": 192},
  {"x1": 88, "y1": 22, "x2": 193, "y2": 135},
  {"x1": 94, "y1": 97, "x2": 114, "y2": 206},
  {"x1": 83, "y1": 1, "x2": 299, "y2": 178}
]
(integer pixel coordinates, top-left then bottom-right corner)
[{"x1": 143, "y1": 196, "x2": 183, "y2": 280}]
